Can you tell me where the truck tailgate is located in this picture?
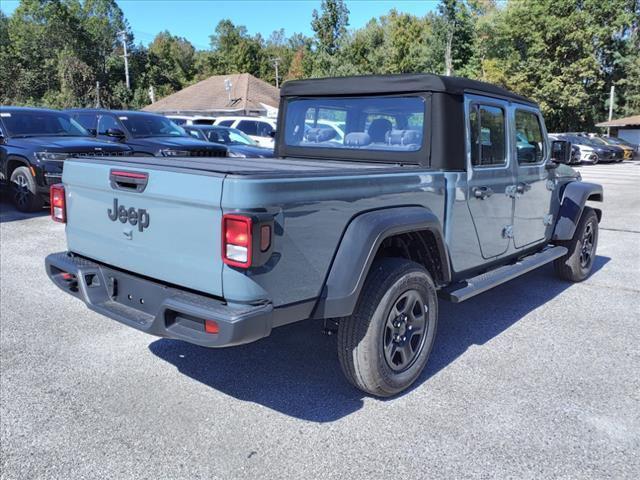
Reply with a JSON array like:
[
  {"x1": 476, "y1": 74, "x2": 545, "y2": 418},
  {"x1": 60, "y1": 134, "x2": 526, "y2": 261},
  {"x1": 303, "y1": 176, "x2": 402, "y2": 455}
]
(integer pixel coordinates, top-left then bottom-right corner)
[{"x1": 63, "y1": 159, "x2": 225, "y2": 297}]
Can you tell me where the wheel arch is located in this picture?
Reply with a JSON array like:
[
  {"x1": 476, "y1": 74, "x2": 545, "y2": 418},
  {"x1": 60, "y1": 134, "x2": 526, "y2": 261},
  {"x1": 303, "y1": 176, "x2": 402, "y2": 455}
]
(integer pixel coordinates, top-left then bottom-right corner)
[
  {"x1": 313, "y1": 206, "x2": 451, "y2": 319},
  {"x1": 5, "y1": 155, "x2": 31, "y2": 180},
  {"x1": 553, "y1": 181, "x2": 603, "y2": 241}
]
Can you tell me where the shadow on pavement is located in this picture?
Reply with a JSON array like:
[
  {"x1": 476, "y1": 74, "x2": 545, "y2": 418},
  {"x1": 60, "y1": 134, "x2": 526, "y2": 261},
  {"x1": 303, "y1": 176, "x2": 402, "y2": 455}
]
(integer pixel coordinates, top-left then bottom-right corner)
[
  {"x1": 149, "y1": 256, "x2": 610, "y2": 422},
  {"x1": 0, "y1": 193, "x2": 48, "y2": 223}
]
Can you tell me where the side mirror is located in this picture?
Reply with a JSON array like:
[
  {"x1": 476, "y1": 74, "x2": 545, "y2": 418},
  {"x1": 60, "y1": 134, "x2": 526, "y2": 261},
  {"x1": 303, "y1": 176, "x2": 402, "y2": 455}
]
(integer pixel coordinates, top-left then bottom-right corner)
[
  {"x1": 106, "y1": 128, "x2": 126, "y2": 138},
  {"x1": 0, "y1": 134, "x2": 6, "y2": 145},
  {"x1": 268, "y1": 130, "x2": 277, "y2": 139},
  {"x1": 551, "y1": 140, "x2": 571, "y2": 164}
]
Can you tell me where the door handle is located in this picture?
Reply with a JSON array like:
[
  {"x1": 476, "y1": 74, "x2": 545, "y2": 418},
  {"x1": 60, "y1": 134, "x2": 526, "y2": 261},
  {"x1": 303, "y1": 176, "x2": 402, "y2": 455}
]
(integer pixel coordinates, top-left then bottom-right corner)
[
  {"x1": 516, "y1": 182, "x2": 531, "y2": 194},
  {"x1": 473, "y1": 186, "x2": 494, "y2": 199}
]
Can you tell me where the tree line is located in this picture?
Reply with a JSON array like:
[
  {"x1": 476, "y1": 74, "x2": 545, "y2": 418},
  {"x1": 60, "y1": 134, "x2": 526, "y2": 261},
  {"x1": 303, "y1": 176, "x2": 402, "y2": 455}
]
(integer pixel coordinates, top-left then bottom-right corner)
[{"x1": 1, "y1": 0, "x2": 638, "y2": 132}]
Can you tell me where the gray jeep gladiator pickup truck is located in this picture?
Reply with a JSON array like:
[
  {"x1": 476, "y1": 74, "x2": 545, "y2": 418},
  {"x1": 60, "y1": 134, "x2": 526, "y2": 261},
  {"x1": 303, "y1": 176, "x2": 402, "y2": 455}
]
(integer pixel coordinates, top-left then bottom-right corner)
[{"x1": 45, "y1": 74, "x2": 603, "y2": 397}]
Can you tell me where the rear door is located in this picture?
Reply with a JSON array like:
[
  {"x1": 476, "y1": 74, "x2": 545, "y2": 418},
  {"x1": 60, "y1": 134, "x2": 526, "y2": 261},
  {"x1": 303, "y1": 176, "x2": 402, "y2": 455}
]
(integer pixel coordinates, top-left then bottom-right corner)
[
  {"x1": 63, "y1": 159, "x2": 225, "y2": 296},
  {"x1": 512, "y1": 107, "x2": 553, "y2": 248},
  {"x1": 465, "y1": 95, "x2": 515, "y2": 259}
]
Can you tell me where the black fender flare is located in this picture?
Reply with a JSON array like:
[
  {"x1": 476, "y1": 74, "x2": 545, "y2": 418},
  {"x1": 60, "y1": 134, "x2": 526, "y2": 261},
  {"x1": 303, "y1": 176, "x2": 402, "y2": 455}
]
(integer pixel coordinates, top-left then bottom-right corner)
[
  {"x1": 553, "y1": 181, "x2": 603, "y2": 241},
  {"x1": 2, "y1": 154, "x2": 31, "y2": 182},
  {"x1": 313, "y1": 206, "x2": 451, "y2": 319}
]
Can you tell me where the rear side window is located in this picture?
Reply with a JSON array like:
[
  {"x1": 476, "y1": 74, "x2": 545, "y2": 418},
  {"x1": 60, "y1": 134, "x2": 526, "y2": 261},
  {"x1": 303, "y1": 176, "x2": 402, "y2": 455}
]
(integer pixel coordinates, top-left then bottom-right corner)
[
  {"x1": 285, "y1": 96, "x2": 425, "y2": 152},
  {"x1": 469, "y1": 104, "x2": 506, "y2": 167},
  {"x1": 217, "y1": 120, "x2": 234, "y2": 127},
  {"x1": 515, "y1": 110, "x2": 545, "y2": 164},
  {"x1": 237, "y1": 120, "x2": 258, "y2": 136}
]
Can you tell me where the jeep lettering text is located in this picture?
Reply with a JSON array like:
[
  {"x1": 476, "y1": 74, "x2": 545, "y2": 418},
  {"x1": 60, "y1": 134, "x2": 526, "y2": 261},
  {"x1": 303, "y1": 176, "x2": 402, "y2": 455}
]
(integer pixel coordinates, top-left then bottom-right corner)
[{"x1": 107, "y1": 198, "x2": 150, "y2": 232}]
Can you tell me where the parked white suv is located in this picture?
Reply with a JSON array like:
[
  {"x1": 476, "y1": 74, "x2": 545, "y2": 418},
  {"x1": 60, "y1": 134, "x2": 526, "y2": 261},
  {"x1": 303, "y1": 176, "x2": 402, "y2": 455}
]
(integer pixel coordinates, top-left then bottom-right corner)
[{"x1": 213, "y1": 116, "x2": 276, "y2": 148}]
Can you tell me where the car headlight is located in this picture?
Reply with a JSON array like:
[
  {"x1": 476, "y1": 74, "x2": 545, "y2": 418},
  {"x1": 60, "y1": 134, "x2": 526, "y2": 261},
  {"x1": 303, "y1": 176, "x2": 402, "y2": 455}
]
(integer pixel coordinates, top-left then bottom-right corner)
[
  {"x1": 159, "y1": 149, "x2": 190, "y2": 157},
  {"x1": 227, "y1": 150, "x2": 246, "y2": 158},
  {"x1": 34, "y1": 151, "x2": 70, "y2": 162}
]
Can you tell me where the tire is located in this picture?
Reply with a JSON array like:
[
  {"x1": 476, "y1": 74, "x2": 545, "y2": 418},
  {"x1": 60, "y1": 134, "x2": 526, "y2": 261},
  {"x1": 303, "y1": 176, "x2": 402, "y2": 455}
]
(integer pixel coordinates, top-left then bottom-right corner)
[
  {"x1": 10, "y1": 166, "x2": 44, "y2": 212},
  {"x1": 554, "y1": 207, "x2": 599, "y2": 282},
  {"x1": 337, "y1": 258, "x2": 438, "y2": 397}
]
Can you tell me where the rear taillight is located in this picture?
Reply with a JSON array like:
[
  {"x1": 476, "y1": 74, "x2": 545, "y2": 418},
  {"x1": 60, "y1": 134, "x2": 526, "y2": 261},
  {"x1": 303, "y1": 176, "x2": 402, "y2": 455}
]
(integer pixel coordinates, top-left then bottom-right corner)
[
  {"x1": 50, "y1": 184, "x2": 66, "y2": 223},
  {"x1": 222, "y1": 214, "x2": 252, "y2": 268}
]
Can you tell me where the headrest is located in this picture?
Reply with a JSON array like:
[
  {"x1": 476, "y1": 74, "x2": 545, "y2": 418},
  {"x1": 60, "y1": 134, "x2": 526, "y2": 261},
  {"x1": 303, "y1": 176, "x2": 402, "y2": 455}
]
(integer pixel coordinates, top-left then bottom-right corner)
[
  {"x1": 305, "y1": 127, "x2": 337, "y2": 143},
  {"x1": 345, "y1": 132, "x2": 371, "y2": 146},
  {"x1": 385, "y1": 129, "x2": 422, "y2": 146}
]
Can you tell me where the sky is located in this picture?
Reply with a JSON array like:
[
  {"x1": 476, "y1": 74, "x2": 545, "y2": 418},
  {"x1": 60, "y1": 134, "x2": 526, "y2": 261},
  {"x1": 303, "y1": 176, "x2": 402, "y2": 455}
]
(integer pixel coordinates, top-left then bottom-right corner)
[{"x1": 1, "y1": 0, "x2": 439, "y2": 50}]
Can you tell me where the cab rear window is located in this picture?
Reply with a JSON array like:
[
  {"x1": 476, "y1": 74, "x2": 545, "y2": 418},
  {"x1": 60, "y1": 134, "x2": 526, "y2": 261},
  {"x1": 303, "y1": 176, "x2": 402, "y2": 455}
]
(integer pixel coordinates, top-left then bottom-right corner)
[{"x1": 284, "y1": 96, "x2": 425, "y2": 153}]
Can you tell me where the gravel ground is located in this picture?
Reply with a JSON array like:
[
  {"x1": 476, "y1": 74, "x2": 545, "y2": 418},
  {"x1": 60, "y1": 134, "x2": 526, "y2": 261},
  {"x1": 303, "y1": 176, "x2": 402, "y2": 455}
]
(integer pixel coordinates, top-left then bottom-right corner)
[{"x1": 1, "y1": 160, "x2": 639, "y2": 479}]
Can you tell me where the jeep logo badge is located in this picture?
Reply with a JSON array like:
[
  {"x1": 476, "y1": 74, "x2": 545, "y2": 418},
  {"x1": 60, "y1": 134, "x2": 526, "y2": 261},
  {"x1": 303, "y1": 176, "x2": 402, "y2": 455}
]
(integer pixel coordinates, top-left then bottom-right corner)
[{"x1": 108, "y1": 198, "x2": 150, "y2": 232}]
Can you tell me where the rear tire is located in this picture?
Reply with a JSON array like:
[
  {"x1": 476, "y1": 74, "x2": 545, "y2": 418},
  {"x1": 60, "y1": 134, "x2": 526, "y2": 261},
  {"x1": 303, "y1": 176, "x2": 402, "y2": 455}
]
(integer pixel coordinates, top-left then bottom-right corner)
[
  {"x1": 10, "y1": 166, "x2": 43, "y2": 212},
  {"x1": 554, "y1": 207, "x2": 599, "y2": 282},
  {"x1": 337, "y1": 258, "x2": 438, "y2": 397}
]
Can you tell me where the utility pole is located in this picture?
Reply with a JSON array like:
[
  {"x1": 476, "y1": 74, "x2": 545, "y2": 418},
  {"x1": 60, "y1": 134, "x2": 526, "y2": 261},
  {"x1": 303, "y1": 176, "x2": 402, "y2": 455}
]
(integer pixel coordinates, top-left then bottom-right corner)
[
  {"x1": 272, "y1": 57, "x2": 281, "y2": 88},
  {"x1": 118, "y1": 30, "x2": 130, "y2": 89},
  {"x1": 607, "y1": 85, "x2": 615, "y2": 137},
  {"x1": 95, "y1": 81, "x2": 100, "y2": 108}
]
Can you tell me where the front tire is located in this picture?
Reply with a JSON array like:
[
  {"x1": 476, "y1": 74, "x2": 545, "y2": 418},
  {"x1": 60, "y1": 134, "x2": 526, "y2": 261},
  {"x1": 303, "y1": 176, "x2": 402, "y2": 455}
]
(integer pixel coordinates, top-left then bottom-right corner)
[
  {"x1": 337, "y1": 258, "x2": 438, "y2": 397},
  {"x1": 10, "y1": 166, "x2": 43, "y2": 212},
  {"x1": 554, "y1": 207, "x2": 599, "y2": 282}
]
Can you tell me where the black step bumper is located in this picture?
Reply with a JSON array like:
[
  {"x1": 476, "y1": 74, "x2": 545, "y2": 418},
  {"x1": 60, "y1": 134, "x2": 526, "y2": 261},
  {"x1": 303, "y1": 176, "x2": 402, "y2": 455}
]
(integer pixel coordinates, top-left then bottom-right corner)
[{"x1": 45, "y1": 252, "x2": 273, "y2": 347}]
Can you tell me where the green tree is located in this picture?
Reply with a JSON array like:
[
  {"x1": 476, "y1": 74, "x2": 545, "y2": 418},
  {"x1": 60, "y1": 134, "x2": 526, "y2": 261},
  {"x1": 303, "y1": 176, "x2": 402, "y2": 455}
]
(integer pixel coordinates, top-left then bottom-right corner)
[
  {"x1": 146, "y1": 31, "x2": 196, "y2": 93},
  {"x1": 311, "y1": 0, "x2": 349, "y2": 76},
  {"x1": 473, "y1": 0, "x2": 638, "y2": 131}
]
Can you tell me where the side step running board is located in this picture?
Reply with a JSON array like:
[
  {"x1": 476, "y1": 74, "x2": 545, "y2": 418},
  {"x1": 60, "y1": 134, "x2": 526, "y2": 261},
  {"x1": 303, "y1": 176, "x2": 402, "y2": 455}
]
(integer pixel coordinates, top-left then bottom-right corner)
[{"x1": 440, "y1": 246, "x2": 568, "y2": 303}]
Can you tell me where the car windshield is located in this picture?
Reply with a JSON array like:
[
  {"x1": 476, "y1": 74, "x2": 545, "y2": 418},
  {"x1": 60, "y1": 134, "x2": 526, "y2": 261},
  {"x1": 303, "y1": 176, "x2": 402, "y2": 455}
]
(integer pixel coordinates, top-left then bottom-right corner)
[
  {"x1": 588, "y1": 137, "x2": 609, "y2": 146},
  {"x1": 118, "y1": 113, "x2": 186, "y2": 138},
  {"x1": 605, "y1": 137, "x2": 633, "y2": 147},
  {"x1": 1, "y1": 110, "x2": 89, "y2": 137},
  {"x1": 284, "y1": 96, "x2": 425, "y2": 153},
  {"x1": 205, "y1": 127, "x2": 257, "y2": 146}
]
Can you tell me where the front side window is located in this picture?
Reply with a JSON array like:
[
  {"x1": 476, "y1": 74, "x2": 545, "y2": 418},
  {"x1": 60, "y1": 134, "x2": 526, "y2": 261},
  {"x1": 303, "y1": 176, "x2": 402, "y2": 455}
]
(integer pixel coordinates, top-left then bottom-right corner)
[
  {"x1": 206, "y1": 128, "x2": 256, "y2": 146},
  {"x1": 97, "y1": 115, "x2": 121, "y2": 135},
  {"x1": 285, "y1": 96, "x2": 425, "y2": 152},
  {"x1": 185, "y1": 128, "x2": 206, "y2": 141},
  {"x1": 469, "y1": 104, "x2": 506, "y2": 167},
  {"x1": 515, "y1": 110, "x2": 545, "y2": 164},
  {"x1": 217, "y1": 120, "x2": 234, "y2": 127},
  {"x1": 1, "y1": 110, "x2": 89, "y2": 137},
  {"x1": 256, "y1": 121, "x2": 274, "y2": 137},
  {"x1": 74, "y1": 114, "x2": 98, "y2": 132},
  {"x1": 118, "y1": 113, "x2": 186, "y2": 138}
]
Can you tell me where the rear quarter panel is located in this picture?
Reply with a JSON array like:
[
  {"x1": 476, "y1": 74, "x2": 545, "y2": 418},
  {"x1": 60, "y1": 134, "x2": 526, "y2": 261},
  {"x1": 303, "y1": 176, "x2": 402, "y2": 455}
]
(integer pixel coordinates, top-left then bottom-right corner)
[{"x1": 221, "y1": 170, "x2": 447, "y2": 307}]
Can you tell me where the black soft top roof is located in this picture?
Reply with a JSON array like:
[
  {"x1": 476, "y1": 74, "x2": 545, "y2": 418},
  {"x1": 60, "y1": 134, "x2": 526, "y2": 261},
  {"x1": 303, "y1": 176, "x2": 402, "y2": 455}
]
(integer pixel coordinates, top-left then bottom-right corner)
[{"x1": 281, "y1": 73, "x2": 536, "y2": 106}]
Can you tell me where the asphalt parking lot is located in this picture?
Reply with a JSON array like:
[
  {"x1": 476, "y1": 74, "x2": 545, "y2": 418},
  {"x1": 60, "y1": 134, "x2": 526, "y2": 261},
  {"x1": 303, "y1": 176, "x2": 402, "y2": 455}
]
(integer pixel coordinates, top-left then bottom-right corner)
[{"x1": 1, "y1": 160, "x2": 639, "y2": 479}]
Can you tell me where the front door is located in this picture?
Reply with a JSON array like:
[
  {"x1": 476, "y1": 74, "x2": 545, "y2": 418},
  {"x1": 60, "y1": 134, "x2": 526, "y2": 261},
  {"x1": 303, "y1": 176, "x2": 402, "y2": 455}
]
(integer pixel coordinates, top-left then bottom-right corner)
[
  {"x1": 512, "y1": 108, "x2": 553, "y2": 248},
  {"x1": 465, "y1": 97, "x2": 515, "y2": 259}
]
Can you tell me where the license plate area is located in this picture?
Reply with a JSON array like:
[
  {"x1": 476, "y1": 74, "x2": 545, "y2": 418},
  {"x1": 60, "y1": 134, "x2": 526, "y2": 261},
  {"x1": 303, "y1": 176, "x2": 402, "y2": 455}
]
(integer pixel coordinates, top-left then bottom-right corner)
[{"x1": 104, "y1": 268, "x2": 171, "y2": 317}]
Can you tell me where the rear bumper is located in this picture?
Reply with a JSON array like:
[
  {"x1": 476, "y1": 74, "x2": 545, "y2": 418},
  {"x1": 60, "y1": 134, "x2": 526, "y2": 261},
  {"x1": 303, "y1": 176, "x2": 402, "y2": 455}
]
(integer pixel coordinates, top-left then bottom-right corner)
[{"x1": 45, "y1": 252, "x2": 273, "y2": 347}]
